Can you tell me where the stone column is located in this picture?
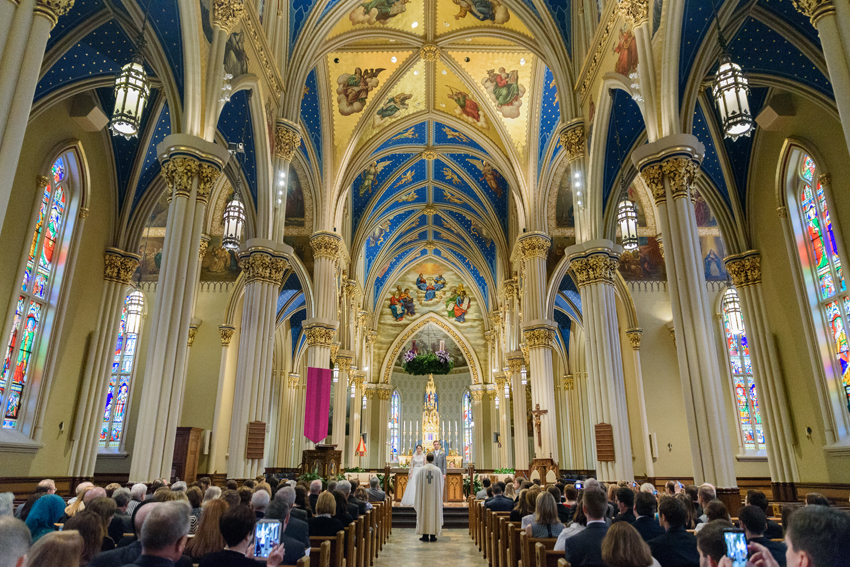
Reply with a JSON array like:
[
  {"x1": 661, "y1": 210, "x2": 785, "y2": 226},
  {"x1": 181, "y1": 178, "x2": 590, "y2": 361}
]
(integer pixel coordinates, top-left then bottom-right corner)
[
  {"x1": 618, "y1": 0, "x2": 659, "y2": 139},
  {"x1": 633, "y1": 135, "x2": 738, "y2": 501},
  {"x1": 0, "y1": 0, "x2": 75, "y2": 233},
  {"x1": 348, "y1": 370, "x2": 366, "y2": 468},
  {"x1": 272, "y1": 120, "x2": 301, "y2": 241},
  {"x1": 377, "y1": 387, "x2": 392, "y2": 466},
  {"x1": 494, "y1": 374, "x2": 513, "y2": 468},
  {"x1": 130, "y1": 134, "x2": 229, "y2": 482},
  {"x1": 280, "y1": 373, "x2": 301, "y2": 467},
  {"x1": 625, "y1": 328, "x2": 655, "y2": 478},
  {"x1": 555, "y1": 375, "x2": 573, "y2": 469},
  {"x1": 333, "y1": 352, "x2": 354, "y2": 466},
  {"x1": 507, "y1": 354, "x2": 529, "y2": 472},
  {"x1": 792, "y1": 0, "x2": 850, "y2": 155},
  {"x1": 68, "y1": 249, "x2": 140, "y2": 477},
  {"x1": 362, "y1": 386, "x2": 376, "y2": 468},
  {"x1": 560, "y1": 122, "x2": 594, "y2": 242},
  {"x1": 304, "y1": 232, "x2": 342, "y2": 369},
  {"x1": 208, "y1": 325, "x2": 235, "y2": 474},
  {"x1": 470, "y1": 387, "x2": 486, "y2": 466},
  {"x1": 725, "y1": 251, "x2": 800, "y2": 500},
  {"x1": 227, "y1": 243, "x2": 288, "y2": 479},
  {"x1": 567, "y1": 241, "x2": 633, "y2": 481},
  {"x1": 487, "y1": 386, "x2": 499, "y2": 468}
]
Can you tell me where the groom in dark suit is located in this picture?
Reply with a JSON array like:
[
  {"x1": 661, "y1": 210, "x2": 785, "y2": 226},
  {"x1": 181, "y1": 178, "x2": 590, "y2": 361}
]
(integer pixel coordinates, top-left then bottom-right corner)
[{"x1": 432, "y1": 440, "x2": 447, "y2": 477}]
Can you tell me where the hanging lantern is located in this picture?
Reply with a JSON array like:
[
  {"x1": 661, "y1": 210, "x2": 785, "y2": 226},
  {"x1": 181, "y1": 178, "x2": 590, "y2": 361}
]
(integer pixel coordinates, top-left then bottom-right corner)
[
  {"x1": 362, "y1": 394, "x2": 367, "y2": 409},
  {"x1": 333, "y1": 366, "x2": 339, "y2": 383},
  {"x1": 723, "y1": 287, "x2": 745, "y2": 335},
  {"x1": 222, "y1": 191, "x2": 245, "y2": 251},
  {"x1": 125, "y1": 290, "x2": 144, "y2": 335},
  {"x1": 504, "y1": 382, "x2": 510, "y2": 399},
  {"x1": 495, "y1": 396, "x2": 500, "y2": 409},
  {"x1": 520, "y1": 366, "x2": 527, "y2": 386},
  {"x1": 350, "y1": 383, "x2": 356, "y2": 398},
  {"x1": 110, "y1": 54, "x2": 151, "y2": 139},
  {"x1": 712, "y1": 54, "x2": 754, "y2": 140},
  {"x1": 617, "y1": 199, "x2": 639, "y2": 252}
]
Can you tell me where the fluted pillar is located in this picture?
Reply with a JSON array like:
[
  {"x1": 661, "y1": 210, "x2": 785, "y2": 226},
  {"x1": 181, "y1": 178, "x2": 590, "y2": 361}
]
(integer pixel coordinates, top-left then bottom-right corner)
[
  {"x1": 376, "y1": 387, "x2": 392, "y2": 465},
  {"x1": 0, "y1": 0, "x2": 75, "y2": 233},
  {"x1": 348, "y1": 370, "x2": 366, "y2": 467},
  {"x1": 227, "y1": 243, "x2": 288, "y2": 479},
  {"x1": 362, "y1": 386, "x2": 376, "y2": 468},
  {"x1": 618, "y1": 0, "x2": 659, "y2": 140},
  {"x1": 507, "y1": 354, "x2": 529, "y2": 472},
  {"x1": 208, "y1": 325, "x2": 235, "y2": 474},
  {"x1": 333, "y1": 352, "x2": 353, "y2": 465},
  {"x1": 201, "y1": 0, "x2": 244, "y2": 139},
  {"x1": 487, "y1": 386, "x2": 499, "y2": 468},
  {"x1": 305, "y1": 232, "x2": 342, "y2": 369},
  {"x1": 633, "y1": 135, "x2": 738, "y2": 494},
  {"x1": 68, "y1": 249, "x2": 140, "y2": 477},
  {"x1": 470, "y1": 387, "x2": 485, "y2": 466},
  {"x1": 725, "y1": 251, "x2": 799, "y2": 499},
  {"x1": 625, "y1": 328, "x2": 655, "y2": 478},
  {"x1": 555, "y1": 375, "x2": 573, "y2": 469},
  {"x1": 560, "y1": 122, "x2": 594, "y2": 242},
  {"x1": 130, "y1": 135, "x2": 229, "y2": 482},
  {"x1": 494, "y1": 374, "x2": 513, "y2": 467},
  {"x1": 792, "y1": 0, "x2": 850, "y2": 155},
  {"x1": 272, "y1": 121, "x2": 302, "y2": 241}
]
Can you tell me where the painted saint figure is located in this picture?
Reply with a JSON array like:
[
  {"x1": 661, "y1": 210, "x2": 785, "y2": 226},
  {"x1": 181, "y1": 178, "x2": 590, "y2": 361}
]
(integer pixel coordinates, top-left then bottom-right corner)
[
  {"x1": 389, "y1": 291, "x2": 405, "y2": 321},
  {"x1": 374, "y1": 93, "x2": 413, "y2": 126},
  {"x1": 482, "y1": 68, "x2": 526, "y2": 118},
  {"x1": 613, "y1": 27, "x2": 639, "y2": 77}
]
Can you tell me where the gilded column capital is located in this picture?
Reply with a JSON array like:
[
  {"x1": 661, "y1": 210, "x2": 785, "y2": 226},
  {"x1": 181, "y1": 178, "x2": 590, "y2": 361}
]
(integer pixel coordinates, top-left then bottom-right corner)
[
  {"x1": 36, "y1": 175, "x2": 50, "y2": 190},
  {"x1": 522, "y1": 324, "x2": 556, "y2": 349},
  {"x1": 725, "y1": 251, "x2": 762, "y2": 287},
  {"x1": 569, "y1": 249, "x2": 620, "y2": 287},
  {"x1": 103, "y1": 248, "x2": 141, "y2": 284},
  {"x1": 304, "y1": 323, "x2": 337, "y2": 347},
  {"x1": 336, "y1": 351, "x2": 354, "y2": 373},
  {"x1": 378, "y1": 388, "x2": 392, "y2": 401},
  {"x1": 518, "y1": 232, "x2": 551, "y2": 260},
  {"x1": 470, "y1": 389, "x2": 485, "y2": 402},
  {"x1": 559, "y1": 123, "x2": 586, "y2": 162},
  {"x1": 196, "y1": 163, "x2": 221, "y2": 204},
  {"x1": 199, "y1": 235, "x2": 211, "y2": 262},
  {"x1": 562, "y1": 374, "x2": 575, "y2": 391},
  {"x1": 490, "y1": 311, "x2": 502, "y2": 329},
  {"x1": 618, "y1": 0, "x2": 649, "y2": 25},
  {"x1": 330, "y1": 342, "x2": 340, "y2": 363},
  {"x1": 502, "y1": 278, "x2": 519, "y2": 300},
  {"x1": 494, "y1": 375, "x2": 508, "y2": 389},
  {"x1": 238, "y1": 248, "x2": 288, "y2": 285},
  {"x1": 213, "y1": 0, "x2": 245, "y2": 33},
  {"x1": 520, "y1": 343, "x2": 530, "y2": 365},
  {"x1": 626, "y1": 328, "x2": 643, "y2": 350},
  {"x1": 287, "y1": 373, "x2": 301, "y2": 388},
  {"x1": 35, "y1": 0, "x2": 75, "y2": 26},
  {"x1": 662, "y1": 157, "x2": 701, "y2": 200},
  {"x1": 274, "y1": 120, "x2": 302, "y2": 162},
  {"x1": 506, "y1": 355, "x2": 524, "y2": 374},
  {"x1": 640, "y1": 163, "x2": 666, "y2": 204},
  {"x1": 790, "y1": 0, "x2": 835, "y2": 25},
  {"x1": 219, "y1": 325, "x2": 236, "y2": 346},
  {"x1": 310, "y1": 231, "x2": 342, "y2": 261},
  {"x1": 162, "y1": 156, "x2": 200, "y2": 201},
  {"x1": 342, "y1": 279, "x2": 357, "y2": 298},
  {"x1": 484, "y1": 331, "x2": 494, "y2": 345},
  {"x1": 364, "y1": 387, "x2": 377, "y2": 400},
  {"x1": 349, "y1": 371, "x2": 366, "y2": 388},
  {"x1": 420, "y1": 44, "x2": 440, "y2": 61},
  {"x1": 366, "y1": 330, "x2": 378, "y2": 345},
  {"x1": 187, "y1": 325, "x2": 199, "y2": 347}
]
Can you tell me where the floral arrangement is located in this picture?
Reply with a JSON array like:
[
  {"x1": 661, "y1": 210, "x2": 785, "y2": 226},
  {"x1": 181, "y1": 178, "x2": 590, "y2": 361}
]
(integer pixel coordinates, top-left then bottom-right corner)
[{"x1": 402, "y1": 350, "x2": 454, "y2": 375}]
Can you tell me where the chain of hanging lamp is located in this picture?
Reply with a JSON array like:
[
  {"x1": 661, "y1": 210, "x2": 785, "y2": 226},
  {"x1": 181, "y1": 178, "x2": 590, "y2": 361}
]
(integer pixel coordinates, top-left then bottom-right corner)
[
  {"x1": 110, "y1": 0, "x2": 154, "y2": 138},
  {"x1": 709, "y1": 0, "x2": 755, "y2": 140},
  {"x1": 611, "y1": 90, "x2": 640, "y2": 253},
  {"x1": 222, "y1": 92, "x2": 252, "y2": 251}
]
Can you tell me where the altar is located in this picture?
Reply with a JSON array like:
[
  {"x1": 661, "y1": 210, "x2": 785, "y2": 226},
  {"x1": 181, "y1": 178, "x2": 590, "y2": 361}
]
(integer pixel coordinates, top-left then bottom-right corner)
[{"x1": 391, "y1": 467, "x2": 465, "y2": 503}]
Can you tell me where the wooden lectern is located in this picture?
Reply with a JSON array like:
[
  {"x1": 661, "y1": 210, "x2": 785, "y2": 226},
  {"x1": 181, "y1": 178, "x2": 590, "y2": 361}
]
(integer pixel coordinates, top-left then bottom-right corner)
[{"x1": 302, "y1": 444, "x2": 342, "y2": 477}]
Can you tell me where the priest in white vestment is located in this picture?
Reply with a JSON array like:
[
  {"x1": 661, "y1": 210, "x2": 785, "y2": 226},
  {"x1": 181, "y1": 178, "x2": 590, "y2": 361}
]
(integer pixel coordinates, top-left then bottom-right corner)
[{"x1": 413, "y1": 452, "x2": 444, "y2": 542}]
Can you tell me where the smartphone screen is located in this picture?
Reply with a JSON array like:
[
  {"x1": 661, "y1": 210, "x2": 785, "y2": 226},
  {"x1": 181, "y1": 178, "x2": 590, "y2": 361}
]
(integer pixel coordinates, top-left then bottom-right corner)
[
  {"x1": 254, "y1": 519, "x2": 281, "y2": 558},
  {"x1": 723, "y1": 529, "x2": 748, "y2": 567},
  {"x1": 575, "y1": 481, "x2": 583, "y2": 489}
]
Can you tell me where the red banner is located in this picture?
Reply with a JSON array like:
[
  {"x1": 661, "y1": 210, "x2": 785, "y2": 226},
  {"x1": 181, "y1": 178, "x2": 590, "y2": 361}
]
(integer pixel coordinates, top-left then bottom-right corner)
[{"x1": 304, "y1": 367, "x2": 332, "y2": 444}]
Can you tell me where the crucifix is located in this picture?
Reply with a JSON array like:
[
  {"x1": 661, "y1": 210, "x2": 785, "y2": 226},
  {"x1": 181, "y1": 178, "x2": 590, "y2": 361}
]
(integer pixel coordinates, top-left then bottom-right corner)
[
  {"x1": 530, "y1": 404, "x2": 548, "y2": 448},
  {"x1": 426, "y1": 470, "x2": 434, "y2": 484}
]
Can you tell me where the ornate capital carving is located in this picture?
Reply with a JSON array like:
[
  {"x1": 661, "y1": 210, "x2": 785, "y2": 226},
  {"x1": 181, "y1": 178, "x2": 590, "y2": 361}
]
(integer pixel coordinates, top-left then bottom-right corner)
[
  {"x1": 305, "y1": 324, "x2": 337, "y2": 347},
  {"x1": 490, "y1": 311, "x2": 502, "y2": 328},
  {"x1": 103, "y1": 249, "x2": 140, "y2": 284},
  {"x1": 626, "y1": 328, "x2": 643, "y2": 350},
  {"x1": 484, "y1": 331, "x2": 494, "y2": 345},
  {"x1": 349, "y1": 371, "x2": 366, "y2": 388},
  {"x1": 618, "y1": 0, "x2": 649, "y2": 25},
  {"x1": 219, "y1": 325, "x2": 235, "y2": 346},
  {"x1": 35, "y1": 0, "x2": 75, "y2": 25},
  {"x1": 364, "y1": 388, "x2": 376, "y2": 400},
  {"x1": 502, "y1": 279, "x2": 519, "y2": 300},
  {"x1": 506, "y1": 357, "x2": 524, "y2": 374},
  {"x1": 470, "y1": 389, "x2": 485, "y2": 402},
  {"x1": 336, "y1": 354, "x2": 353, "y2": 374},
  {"x1": 495, "y1": 376, "x2": 508, "y2": 390},
  {"x1": 569, "y1": 251, "x2": 619, "y2": 287},
  {"x1": 199, "y1": 235, "x2": 211, "y2": 262},
  {"x1": 790, "y1": 0, "x2": 835, "y2": 25},
  {"x1": 187, "y1": 326, "x2": 199, "y2": 347},
  {"x1": 725, "y1": 251, "x2": 762, "y2": 287},
  {"x1": 196, "y1": 163, "x2": 221, "y2": 204},
  {"x1": 662, "y1": 157, "x2": 700, "y2": 200},
  {"x1": 640, "y1": 163, "x2": 666, "y2": 204},
  {"x1": 274, "y1": 122, "x2": 301, "y2": 162},
  {"x1": 420, "y1": 44, "x2": 440, "y2": 61},
  {"x1": 563, "y1": 375, "x2": 575, "y2": 391},
  {"x1": 213, "y1": 0, "x2": 244, "y2": 33},
  {"x1": 310, "y1": 232, "x2": 342, "y2": 261},
  {"x1": 523, "y1": 326, "x2": 556, "y2": 349},
  {"x1": 518, "y1": 233, "x2": 551, "y2": 260},
  {"x1": 162, "y1": 156, "x2": 200, "y2": 201},
  {"x1": 818, "y1": 173, "x2": 832, "y2": 186},
  {"x1": 342, "y1": 279, "x2": 357, "y2": 298},
  {"x1": 366, "y1": 330, "x2": 378, "y2": 345},
  {"x1": 521, "y1": 343, "x2": 530, "y2": 365},
  {"x1": 36, "y1": 175, "x2": 50, "y2": 190},
  {"x1": 378, "y1": 388, "x2": 392, "y2": 401},
  {"x1": 330, "y1": 342, "x2": 340, "y2": 363},
  {"x1": 560, "y1": 124, "x2": 586, "y2": 162},
  {"x1": 287, "y1": 373, "x2": 300, "y2": 388},
  {"x1": 239, "y1": 249, "x2": 288, "y2": 285}
]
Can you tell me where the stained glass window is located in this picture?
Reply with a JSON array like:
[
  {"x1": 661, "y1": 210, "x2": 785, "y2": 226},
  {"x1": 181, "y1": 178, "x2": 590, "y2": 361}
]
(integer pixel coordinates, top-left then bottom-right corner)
[
  {"x1": 462, "y1": 390, "x2": 473, "y2": 464},
  {"x1": 100, "y1": 291, "x2": 143, "y2": 449},
  {"x1": 721, "y1": 288, "x2": 765, "y2": 451},
  {"x1": 796, "y1": 154, "x2": 850, "y2": 412},
  {"x1": 1, "y1": 157, "x2": 70, "y2": 430},
  {"x1": 390, "y1": 390, "x2": 400, "y2": 462}
]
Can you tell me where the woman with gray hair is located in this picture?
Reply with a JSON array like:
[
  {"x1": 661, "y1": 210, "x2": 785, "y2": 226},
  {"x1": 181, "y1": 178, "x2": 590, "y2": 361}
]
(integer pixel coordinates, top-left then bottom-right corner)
[
  {"x1": 203, "y1": 486, "x2": 222, "y2": 506},
  {"x1": 126, "y1": 483, "x2": 147, "y2": 516},
  {"x1": 0, "y1": 492, "x2": 13, "y2": 517}
]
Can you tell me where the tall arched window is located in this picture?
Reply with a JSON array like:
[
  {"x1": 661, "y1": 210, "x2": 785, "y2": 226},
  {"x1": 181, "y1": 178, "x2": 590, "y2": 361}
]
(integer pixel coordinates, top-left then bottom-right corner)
[
  {"x1": 462, "y1": 390, "x2": 473, "y2": 463},
  {"x1": 390, "y1": 390, "x2": 400, "y2": 461},
  {"x1": 100, "y1": 291, "x2": 144, "y2": 450},
  {"x1": 1, "y1": 156, "x2": 74, "y2": 431},
  {"x1": 720, "y1": 288, "x2": 765, "y2": 451},
  {"x1": 795, "y1": 154, "x2": 850, "y2": 412}
]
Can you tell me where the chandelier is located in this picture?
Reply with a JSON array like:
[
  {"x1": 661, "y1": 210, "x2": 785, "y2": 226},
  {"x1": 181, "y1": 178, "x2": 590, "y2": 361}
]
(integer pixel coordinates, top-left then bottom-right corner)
[
  {"x1": 110, "y1": 0, "x2": 153, "y2": 138},
  {"x1": 710, "y1": 0, "x2": 753, "y2": 140},
  {"x1": 125, "y1": 290, "x2": 145, "y2": 335},
  {"x1": 221, "y1": 185, "x2": 245, "y2": 251},
  {"x1": 723, "y1": 287, "x2": 745, "y2": 335},
  {"x1": 617, "y1": 199, "x2": 639, "y2": 252}
]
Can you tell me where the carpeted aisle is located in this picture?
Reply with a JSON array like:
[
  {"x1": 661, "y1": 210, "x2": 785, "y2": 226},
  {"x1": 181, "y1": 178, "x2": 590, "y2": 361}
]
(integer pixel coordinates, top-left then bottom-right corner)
[{"x1": 372, "y1": 528, "x2": 488, "y2": 567}]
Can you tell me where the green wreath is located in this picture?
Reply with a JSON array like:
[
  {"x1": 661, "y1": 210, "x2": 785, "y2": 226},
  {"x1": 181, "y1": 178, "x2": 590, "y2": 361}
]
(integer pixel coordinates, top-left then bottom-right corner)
[{"x1": 402, "y1": 352, "x2": 455, "y2": 375}]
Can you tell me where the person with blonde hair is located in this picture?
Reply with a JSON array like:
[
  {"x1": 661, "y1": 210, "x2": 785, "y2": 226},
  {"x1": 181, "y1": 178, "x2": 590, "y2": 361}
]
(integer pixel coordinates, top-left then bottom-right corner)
[
  {"x1": 526, "y1": 492, "x2": 565, "y2": 538},
  {"x1": 308, "y1": 492, "x2": 345, "y2": 537},
  {"x1": 520, "y1": 486, "x2": 542, "y2": 528},
  {"x1": 185, "y1": 500, "x2": 227, "y2": 561},
  {"x1": 601, "y1": 522, "x2": 661, "y2": 567},
  {"x1": 27, "y1": 530, "x2": 84, "y2": 567},
  {"x1": 504, "y1": 483, "x2": 517, "y2": 500}
]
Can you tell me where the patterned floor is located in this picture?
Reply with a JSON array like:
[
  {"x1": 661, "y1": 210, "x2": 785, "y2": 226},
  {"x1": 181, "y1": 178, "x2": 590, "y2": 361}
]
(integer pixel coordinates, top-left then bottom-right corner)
[{"x1": 373, "y1": 529, "x2": 487, "y2": 567}]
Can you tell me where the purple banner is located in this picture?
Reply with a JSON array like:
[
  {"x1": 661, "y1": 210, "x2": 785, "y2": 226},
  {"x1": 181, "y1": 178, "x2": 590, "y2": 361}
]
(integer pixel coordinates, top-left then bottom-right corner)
[{"x1": 304, "y1": 367, "x2": 332, "y2": 444}]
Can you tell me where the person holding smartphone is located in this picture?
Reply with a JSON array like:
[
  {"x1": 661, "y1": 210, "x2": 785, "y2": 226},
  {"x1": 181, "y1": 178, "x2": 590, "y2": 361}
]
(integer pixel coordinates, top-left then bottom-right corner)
[
  {"x1": 737, "y1": 506, "x2": 787, "y2": 567},
  {"x1": 197, "y1": 505, "x2": 284, "y2": 567}
]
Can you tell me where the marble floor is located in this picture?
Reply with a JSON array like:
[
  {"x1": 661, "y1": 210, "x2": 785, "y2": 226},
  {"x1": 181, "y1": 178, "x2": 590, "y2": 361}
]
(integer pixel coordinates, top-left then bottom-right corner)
[{"x1": 373, "y1": 529, "x2": 487, "y2": 567}]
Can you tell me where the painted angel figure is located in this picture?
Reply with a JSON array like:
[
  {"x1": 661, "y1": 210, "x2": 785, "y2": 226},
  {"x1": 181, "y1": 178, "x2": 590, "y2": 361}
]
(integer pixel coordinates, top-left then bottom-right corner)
[
  {"x1": 359, "y1": 160, "x2": 391, "y2": 197},
  {"x1": 337, "y1": 67, "x2": 385, "y2": 116},
  {"x1": 373, "y1": 92, "x2": 413, "y2": 126},
  {"x1": 448, "y1": 88, "x2": 487, "y2": 129},
  {"x1": 469, "y1": 159, "x2": 502, "y2": 197}
]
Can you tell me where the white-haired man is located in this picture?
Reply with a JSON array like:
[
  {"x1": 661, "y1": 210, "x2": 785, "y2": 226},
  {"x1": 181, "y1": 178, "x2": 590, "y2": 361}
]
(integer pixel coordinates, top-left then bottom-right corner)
[
  {"x1": 252, "y1": 489, "x2": 270, "y2": 519},
  {"x1": 267, "y1": 486, "x2": 309, "y2": 548},
  {"x1": 366, "y1": 477, "x2": 386, "y2": 502},
  {"x1": 308, "y1": 479, "x2": 322, "y2": 512},
  {"x1": 127, "y1": 483, "x2": 147, "y2": 516},
  {"x1": 337, "y1": 480, "x2": 360, "y2": 520},
  {"x1": 0, "y1": 516, "x2": 31, "y2": 567}
]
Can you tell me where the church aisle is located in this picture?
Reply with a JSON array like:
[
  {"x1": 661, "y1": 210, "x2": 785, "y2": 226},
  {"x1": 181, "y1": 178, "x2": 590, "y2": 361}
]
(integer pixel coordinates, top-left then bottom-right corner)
[{"x1": 372, "y1": 528, "x2": 488, "y2": 567}]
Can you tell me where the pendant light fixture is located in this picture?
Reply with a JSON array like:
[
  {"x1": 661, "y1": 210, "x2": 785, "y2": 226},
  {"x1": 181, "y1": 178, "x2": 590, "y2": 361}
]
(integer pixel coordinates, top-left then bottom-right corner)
[
  {"x1": 221, "y1": 91, "x2": 252, "y2": 251},
  {"x1": 723, "y1": 286, "x2": 745, "y2": 335},
  {"x1": 110, "y1": 0, "x2": 154, "y2": 139},
  {"x1": 710, "y1": 0, "x2": 753, "y2": 140},
  {"x1": 611, "y1": 90, "x2": 639, "y2": 253}
]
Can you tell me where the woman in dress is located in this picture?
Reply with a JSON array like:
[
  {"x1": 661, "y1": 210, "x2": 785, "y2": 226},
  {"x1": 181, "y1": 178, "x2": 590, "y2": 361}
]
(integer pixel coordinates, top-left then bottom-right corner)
[{"x1": 401, "y1": 445, "x2": 426, "y2": 506}]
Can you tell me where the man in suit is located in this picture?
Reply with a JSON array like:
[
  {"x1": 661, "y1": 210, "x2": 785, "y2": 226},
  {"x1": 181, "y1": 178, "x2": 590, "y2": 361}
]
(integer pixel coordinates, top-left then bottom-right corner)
[
  {"x1": 613, "y1": 487, "x2": 636, "y2": 524},
  {"x1": 92, "y1": 502, "x2": 194, "y2": 567},
  {"x1": 477, "y1": 478, "x2": 491, "y2": 500},
  {"x1": 196, "y1": 505, "x2": 286, "y2": 567},
  {"x1": 337, "y1": 480, "x2": 362, "y2": 519},
  {"x1": 117, "y1": 501, "x2": 190, "y2": 567},
  {"x1": 739, "y1": 505, "x2": 787, "y2": 567},
  {"x1": 746, "y1": 490, "x2": 783, "y2": 539},
  {"x1": 266, "y1": 489, "x2": 310, "y2": 550},
  {"x1": 308, "y1": 480, "x2": 322, "y2": 512},
  {"x1": 485, "y1": 482, "x2": 514, "y2": 512},
  {"x1": 558, "y1": 488, "x2": 609, "y2": 566},
  {"x1": 432, "y1": 440, "x2": 447, "y2": 478},
  {"x1": 264, "y1": 500, "x2": 308, "y2": 567},
  {"x1": 366, "y1": 477, "x2": 386, "y2": 502},
  {"x1": 696, "y1": 484, "x2": 716, "y2": 524},
  {"x1": 647, "y1": 496, "x2": 700, "y2": 567},
  {"x1": 632, "y1": 492, "x2": 665, "y2": 542},
  {"x1": 695, "y1": 519, "x2": 735, "y2": 567}
]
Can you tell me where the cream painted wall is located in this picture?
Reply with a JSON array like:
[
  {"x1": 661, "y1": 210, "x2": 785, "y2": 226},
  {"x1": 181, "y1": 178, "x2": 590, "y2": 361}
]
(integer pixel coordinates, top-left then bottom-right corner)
[{"x1": 746, "y1": 92, "x2": 850, "y2": 483}]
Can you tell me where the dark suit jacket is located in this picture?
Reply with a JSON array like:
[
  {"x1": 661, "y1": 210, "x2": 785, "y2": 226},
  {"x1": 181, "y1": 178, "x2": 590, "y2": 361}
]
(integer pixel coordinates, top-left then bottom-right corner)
[
  {"x1": 556, "y1": 503, "x2": 572, "y2": 525},
  {"x1": 485, "y1": 495, "x2": 514, "y2": 512},
  {"x1": 291, "y1": 507, "x2": 309, "y2": 521},
  {"x1": 633, "y1": 516, "x2": 666, "y2": 541},
  {"x1": 764, "y1": 520, "x2": 783, "y2": 540},
  {"x1": 749, "y1": 536, "x2": 787, "y2": 567},
  {"x1": 280, "y1": 533, "x2": 308, "y2": 566},
  {"x1": 349, "y1": 496, "x2": 368, "y2": 516},
  {"x1": 285, "y1": 516, "x2": 311, "y2": 549},
  {"x1": 564, "y1": 522, "x2": 609, "y2": 567},
  {"x1": 347, "y1": 502, "x2": 360, "y2": 520},
  {"x1": 309, "y1": 493, "x2": 319, "y2": 512},
  {"x1": 648, "y1": 525, "x2": 700, "y2": 567},
  {"x1": 92, "y1": 541, "x2": 193, "y2": 567},
  {"x1": 198, "y1": 550, "x2": 264, "y2": 567},
  {"x1": 309, "y1": 515, "x2": 345, "y2": 538},
  {"x1": 335, "y1": 511, "x2": 354, "y2": 528},
  {"x1": 613, "y1": 510, "x2": 636, "y2": 524},
  {"x1": 119, "y1": 556, "x2": 176, "y2": 567}
]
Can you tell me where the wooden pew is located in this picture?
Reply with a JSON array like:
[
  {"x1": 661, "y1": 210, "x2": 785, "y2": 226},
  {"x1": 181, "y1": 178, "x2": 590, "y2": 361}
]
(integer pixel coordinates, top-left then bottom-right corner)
[
  {"x1": 519, "y1": 532, "x2": 558, "y2": 567},
  {"x1": 507, "y1": 523, "x2": 522, "y2": 567},
  {"x1": 557, "y1": 560, "x2": 570, "y2": 567},
  {"x1": 309, "y1": 540, "x2": 331, "y2": 567},
  {"x1": 309, "y1": 532, "x2": 345, "y2": 567},
  {"x1": 469, "y1": 495, "x2": 477, "y2": 539},
  {"x1": 499, "y1": 518, "x2": 522, "y2": 567},
  {"x1": 346, "y1": 523, "x2": 357, "y2": 567},
  {"x1": 535, "y1": 542, "x2": 566, "y2": 567},
  {"x1": 355, "y1": 516, "x2": 365, "y2": 567},
  {"x1": 282, "y1": 556, "x2": 310, "y2": 567},
  {"x1": 490, "y1": 512, "x2": 511, "y2": 566}
]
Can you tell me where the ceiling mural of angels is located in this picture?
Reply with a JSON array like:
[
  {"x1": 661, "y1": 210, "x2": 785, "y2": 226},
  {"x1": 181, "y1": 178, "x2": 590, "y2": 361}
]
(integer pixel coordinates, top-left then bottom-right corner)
[
  {"x1": 482, "y1": 67, "x2": 526, "y2": 119},
  {"x1": 337, "y1": 67, "x2": 386, "y2": 116},
  {"x1": 349, "y1": 0, "x2": 412, "y2": 25}
]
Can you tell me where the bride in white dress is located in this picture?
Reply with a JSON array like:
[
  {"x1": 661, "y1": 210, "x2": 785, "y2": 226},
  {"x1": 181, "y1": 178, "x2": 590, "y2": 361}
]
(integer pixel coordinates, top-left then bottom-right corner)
[{"x1": 401, "y1": 445, "x2": 426, "y2": 506}]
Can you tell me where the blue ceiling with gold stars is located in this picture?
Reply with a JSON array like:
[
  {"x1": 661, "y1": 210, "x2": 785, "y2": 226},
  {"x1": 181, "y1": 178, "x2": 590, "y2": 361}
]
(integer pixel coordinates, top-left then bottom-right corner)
[
  {"x1": 217, "y1": 90, "x2": 258, "y2": 204},
  {"x1": 300, "y1": 68, "x2": 323, "y2": 174}
]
